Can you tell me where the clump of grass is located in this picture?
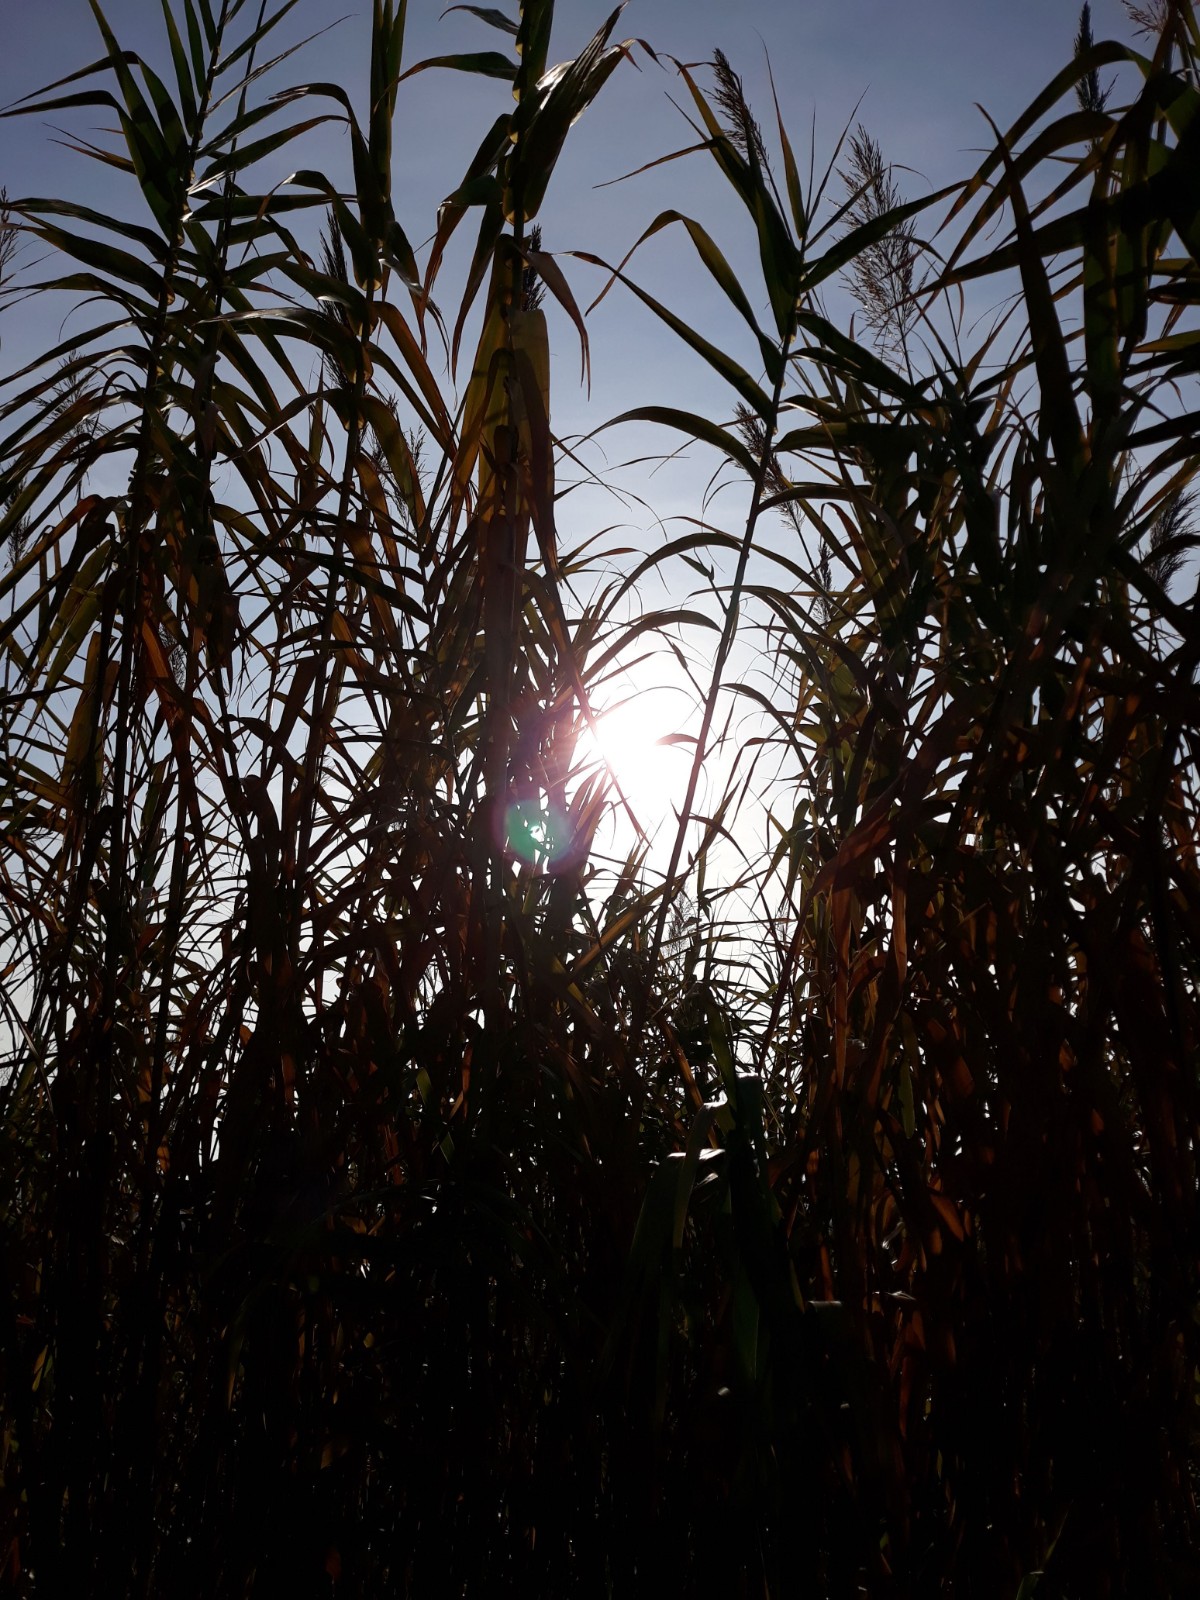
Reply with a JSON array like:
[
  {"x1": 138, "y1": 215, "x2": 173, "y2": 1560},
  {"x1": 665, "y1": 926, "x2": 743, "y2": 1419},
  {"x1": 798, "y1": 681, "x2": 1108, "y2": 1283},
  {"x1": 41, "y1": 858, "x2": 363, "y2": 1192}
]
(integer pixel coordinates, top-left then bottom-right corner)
[{"x1": 0, "y1": 1, "x2": 1197, "y2": 1596}]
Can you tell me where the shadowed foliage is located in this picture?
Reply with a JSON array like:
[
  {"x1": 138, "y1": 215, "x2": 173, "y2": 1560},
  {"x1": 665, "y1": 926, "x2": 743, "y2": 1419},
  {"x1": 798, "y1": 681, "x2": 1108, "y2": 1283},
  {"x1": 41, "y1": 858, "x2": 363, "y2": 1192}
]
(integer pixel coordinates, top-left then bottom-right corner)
[{"x1": 0, "y1": 1, "x2": 1198, "y2": 1596}]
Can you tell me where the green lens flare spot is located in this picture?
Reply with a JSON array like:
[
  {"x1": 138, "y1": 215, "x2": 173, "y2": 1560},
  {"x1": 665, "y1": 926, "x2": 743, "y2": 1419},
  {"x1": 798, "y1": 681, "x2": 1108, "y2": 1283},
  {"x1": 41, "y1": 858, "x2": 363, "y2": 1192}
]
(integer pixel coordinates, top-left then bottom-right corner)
[{"x1": 504, "y1": 795, "x2": 573, "y2": 867}]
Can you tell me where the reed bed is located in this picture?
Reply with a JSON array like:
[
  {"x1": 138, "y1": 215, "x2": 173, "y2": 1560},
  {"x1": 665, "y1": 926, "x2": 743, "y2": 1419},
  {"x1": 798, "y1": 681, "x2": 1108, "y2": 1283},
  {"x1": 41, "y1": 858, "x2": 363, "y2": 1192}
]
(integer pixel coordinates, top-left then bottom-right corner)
[{"x1": 0, "y1": 1, "x2": 1198, "y2": 1593}]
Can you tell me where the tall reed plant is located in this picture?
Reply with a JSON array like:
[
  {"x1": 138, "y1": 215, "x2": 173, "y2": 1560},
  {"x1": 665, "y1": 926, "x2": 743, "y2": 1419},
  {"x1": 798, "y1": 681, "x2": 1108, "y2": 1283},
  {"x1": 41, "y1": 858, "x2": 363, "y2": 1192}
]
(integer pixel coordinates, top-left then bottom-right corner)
[{"x1": 0, "y1": 1, "x2": 1197, "y2": 1595}]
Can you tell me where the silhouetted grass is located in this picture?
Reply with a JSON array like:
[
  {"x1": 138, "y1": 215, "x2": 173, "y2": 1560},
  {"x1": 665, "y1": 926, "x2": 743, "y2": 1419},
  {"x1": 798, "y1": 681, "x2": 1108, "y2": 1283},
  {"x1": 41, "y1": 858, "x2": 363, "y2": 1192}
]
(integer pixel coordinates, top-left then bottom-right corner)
[{"x1": 0, "y1": 2, "x2": 1197, "y2": 1595}]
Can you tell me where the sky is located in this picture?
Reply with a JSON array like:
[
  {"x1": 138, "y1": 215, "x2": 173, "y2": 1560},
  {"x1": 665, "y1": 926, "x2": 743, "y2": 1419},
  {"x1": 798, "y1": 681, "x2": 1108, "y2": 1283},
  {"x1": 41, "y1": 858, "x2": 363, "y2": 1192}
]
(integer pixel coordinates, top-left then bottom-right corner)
[
  {"x1": 1, "y1": 0, "x2": 1142, "y2": 448},
  {"x1": 0, "y1": 0, "x2": 1150, "y2": 850},
  {"x1": 2, "y1": 0, "x2": 1139, "y2": 417}
]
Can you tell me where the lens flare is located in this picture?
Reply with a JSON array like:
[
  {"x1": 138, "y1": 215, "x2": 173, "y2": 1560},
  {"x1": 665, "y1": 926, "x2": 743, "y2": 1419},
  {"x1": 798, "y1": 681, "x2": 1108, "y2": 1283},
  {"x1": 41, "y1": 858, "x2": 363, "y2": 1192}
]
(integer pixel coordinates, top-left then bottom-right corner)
[{"x1": 583, "y1": 690, "x2": 694, "y2": 842}]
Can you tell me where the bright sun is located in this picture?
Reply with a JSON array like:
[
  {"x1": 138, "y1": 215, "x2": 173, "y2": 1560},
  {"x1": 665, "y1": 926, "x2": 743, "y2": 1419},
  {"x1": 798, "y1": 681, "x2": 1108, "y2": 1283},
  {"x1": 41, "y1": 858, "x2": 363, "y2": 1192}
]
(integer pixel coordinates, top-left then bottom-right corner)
[
  {"x1": 502, "y1": 671, "x2": 702, "y2": 872},
  {"x1": 578, "y1": 686, "x2": 696, "y2": 846}
]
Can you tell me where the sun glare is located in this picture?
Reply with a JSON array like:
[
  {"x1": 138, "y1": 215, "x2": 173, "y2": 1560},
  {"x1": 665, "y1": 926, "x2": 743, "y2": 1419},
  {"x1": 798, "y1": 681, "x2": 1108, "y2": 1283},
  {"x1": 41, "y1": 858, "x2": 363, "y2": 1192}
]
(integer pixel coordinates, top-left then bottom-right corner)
[
  {"x1": 501, "y1": 684, "x2": 698, "y2": 874},
  {"x1": 580, "y1": 685, "x2": 697, "y2": 846}
]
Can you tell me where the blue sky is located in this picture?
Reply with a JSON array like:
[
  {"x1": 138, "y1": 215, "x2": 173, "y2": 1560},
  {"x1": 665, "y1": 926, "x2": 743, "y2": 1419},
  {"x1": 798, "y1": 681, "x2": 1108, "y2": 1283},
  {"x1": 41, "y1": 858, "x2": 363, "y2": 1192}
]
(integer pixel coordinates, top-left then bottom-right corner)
[
  {"x1": 0, "y1": 0, "x2": 1148, "y2": 847},
  {"x1": 1, "y1": 0, "x2": 1143, "y2": 595},
  {"x1": 2, "y1": 0, "x2": 1137, "y2": 409}
]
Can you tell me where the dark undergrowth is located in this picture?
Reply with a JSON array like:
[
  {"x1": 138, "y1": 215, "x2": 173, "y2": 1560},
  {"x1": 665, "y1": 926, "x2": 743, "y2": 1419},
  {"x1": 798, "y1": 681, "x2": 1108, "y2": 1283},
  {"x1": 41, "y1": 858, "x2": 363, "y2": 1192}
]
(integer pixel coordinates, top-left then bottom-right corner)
[{"x1": 1, "y1": 1, "x2": 1199, "y2": 1594}]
